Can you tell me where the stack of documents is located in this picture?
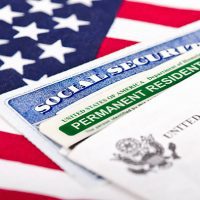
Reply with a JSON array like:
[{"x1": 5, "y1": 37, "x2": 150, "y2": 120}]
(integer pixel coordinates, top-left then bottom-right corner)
[{"x1": 1, "y1": 20, "x2": 200, "y2": 200}]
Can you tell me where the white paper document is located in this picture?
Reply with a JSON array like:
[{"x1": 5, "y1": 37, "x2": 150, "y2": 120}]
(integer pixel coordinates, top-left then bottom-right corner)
[{"x1": 69, "y1": 72, "x2": 200, "y2": 200}]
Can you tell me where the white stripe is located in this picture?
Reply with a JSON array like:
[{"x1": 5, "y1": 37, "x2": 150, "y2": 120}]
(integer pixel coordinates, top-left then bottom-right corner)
[
  {"x1": 0, "y1": 159, "x2": 95, "y2": 199},
  {"x1": 126, "y1": 0, "x2": 200, "y2": 11},
  {"x1": 0, "y1": 159, "x2": 134, "y2": 200},
  {"x1": 0, "y1": 117, "x2": 20, "y2": 135},
  {"x1": 107, "y1": 18, "x2": 175, "y2": 42}
]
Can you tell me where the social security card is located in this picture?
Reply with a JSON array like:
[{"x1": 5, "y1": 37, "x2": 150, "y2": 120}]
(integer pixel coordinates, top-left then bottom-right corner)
[{"x1": 6, "y1": 21, "x2": 200, "y2": 126}]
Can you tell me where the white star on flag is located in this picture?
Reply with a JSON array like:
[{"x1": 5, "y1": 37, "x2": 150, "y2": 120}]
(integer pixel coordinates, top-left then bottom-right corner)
[
  {"x1": 0, "y1": 40, "x2": 9, "y2": 45},
  {"x1": 27, "y1": 0, "x2": 63, "y2": 16},
  {"x1": 38, "y1": 40, "x2": 76, "y2": 64},
  {"x1": 0, "y1": 51, "x2": 35, "y2": 75},
  {"x1": 53, "y1": 14, "x2": 90, "y2": 32},
  {"x1": 0, "y1": 5, "x2": 24, "y2": 24},
  {"x1": 23, "y1": 74, "x2": 48, "y2": 85},
  {"x1": 13, "y1": 22, "x2": 49, "y2": 40},
  {"x1": 67, "y1": 0, "x2": 100, "y2": 7}
]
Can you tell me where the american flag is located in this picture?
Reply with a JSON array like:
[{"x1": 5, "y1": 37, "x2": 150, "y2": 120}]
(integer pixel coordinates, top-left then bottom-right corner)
[{"x1": 0, "y1": 0, "x2": 200, "y2": 199}]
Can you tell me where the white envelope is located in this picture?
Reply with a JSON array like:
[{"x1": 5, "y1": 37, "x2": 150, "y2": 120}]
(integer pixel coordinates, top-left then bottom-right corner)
[{"x1": 69, "y1": 72, "x2": 200, "y2": 200}]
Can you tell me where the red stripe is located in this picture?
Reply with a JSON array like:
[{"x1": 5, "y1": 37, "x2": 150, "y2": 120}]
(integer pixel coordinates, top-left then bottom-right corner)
[
  {"x1": 0, "y1": 131, "x2": 60, "y2": 170},
  {"x1": 97, "y1": 37, "x2": 137, "y2": 57},
  {"x1": 0, "y1": 189, "x2": 60, "y2": 200},
  {"x1": 117, "y1": 1, "x2": 200, "y2": 27}
]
